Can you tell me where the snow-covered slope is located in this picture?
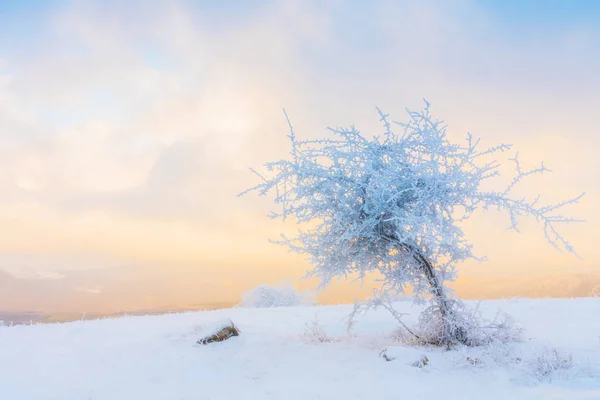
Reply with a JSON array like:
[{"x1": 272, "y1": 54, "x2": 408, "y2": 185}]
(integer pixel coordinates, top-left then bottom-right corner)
[{"x1": 0, "y1": 298, "x2": 599, "y2": 399}]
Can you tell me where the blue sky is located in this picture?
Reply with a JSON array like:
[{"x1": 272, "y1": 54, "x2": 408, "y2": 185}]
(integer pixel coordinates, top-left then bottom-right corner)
[
  {"x1": 483, "y1": 0, "x2": 600, "y2": 29},
  {"x1": 3, "y1": 0, "x2": 600, "y2": 44}
]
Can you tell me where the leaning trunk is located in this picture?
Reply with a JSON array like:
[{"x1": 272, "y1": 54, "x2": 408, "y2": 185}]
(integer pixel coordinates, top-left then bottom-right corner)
[
  {"x1": 384, "y1": 233, "x2": 470, "y2": 345},
  {"x1": 413, "y1": 250, "x2": 450, "y2": 318},
  {"x1": 404, "y1": 244, "x2": 469, "y2": 345}
]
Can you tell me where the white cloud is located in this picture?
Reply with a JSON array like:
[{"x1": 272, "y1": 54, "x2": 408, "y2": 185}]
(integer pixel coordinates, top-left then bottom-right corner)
[
  {"x1": 76, "y1": 286, "x2": 102, "y2": 294},
  {"x1": 4, "y1": 267, "x2": 65, "y2": 281}
]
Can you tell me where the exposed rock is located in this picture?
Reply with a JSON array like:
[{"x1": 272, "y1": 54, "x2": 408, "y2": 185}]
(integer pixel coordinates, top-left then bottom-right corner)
[
  {"x1": 379, "y1": 346, "x2": 430, "y2": 368},
  {"x1": 411, "y1": 355, "x2": 429, "y2": 368},
  {"x1": 197, "y1": 320, "x2": 240, "y2": 345}
]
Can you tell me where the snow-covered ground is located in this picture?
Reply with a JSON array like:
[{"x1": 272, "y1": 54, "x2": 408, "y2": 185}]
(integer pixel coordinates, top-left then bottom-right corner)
[{"x1": 0, "y1": 298, "x2": 599, "y2": 399}]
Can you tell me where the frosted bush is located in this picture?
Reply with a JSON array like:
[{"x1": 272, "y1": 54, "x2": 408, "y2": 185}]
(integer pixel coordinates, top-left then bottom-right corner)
[
  {"x1": 240, "y1": 282, "x2": 315, "y2": 308},
  {"x1": 522, "y1": 346, "x2": 574, "y2": 383},
  {"x1": 414, "y1": 302, "x2": 524, "y2": 347},
  {"x1": 348, "y1": 289, "x2": 523, "y2": 347},
  {"x1": 458, "y1": 342, "x2": 577, "y2": 385}
]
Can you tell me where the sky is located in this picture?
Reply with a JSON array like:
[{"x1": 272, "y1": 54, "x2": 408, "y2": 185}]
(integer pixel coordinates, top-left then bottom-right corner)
[{"x1": 0, "y1": 0, "x2": 599, "y2": 314}]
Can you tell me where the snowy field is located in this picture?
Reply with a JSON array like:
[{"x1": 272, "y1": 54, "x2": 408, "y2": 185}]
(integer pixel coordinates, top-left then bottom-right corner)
[{"x1": 0, "y1": 298, "x2": 599, "y2": 400}]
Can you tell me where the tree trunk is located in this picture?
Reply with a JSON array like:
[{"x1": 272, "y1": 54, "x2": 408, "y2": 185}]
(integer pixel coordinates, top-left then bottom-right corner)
[
  {"x1": 402, "y1": 243, "x2": 468, "y2": 345},
  {"x1": 397, "y1": 242, "x2": 449, "y2": 314},
  {"x1": 383, "y1": 233, "x2": 468, "y2": 345},
  {"x1": 412, "y1": 250, "x2": 450, "y2": 318}
]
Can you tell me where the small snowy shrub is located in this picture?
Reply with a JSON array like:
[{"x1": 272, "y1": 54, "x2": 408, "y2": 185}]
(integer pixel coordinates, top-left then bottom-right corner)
[
  {"x1": 414, "y1": 302, "x2": 524, "y2": 347},
  {"x1": 349, "y1": 290, "x2": 523, "y2": 347},
  {"x1": 522, "y1": 346, "x2": 574, "y2": 383},
  {"x1": 303, "y1": 314, "x2": 336, "y2": 343},
  {"x1": 458, "y1": 342, "x2": 576, "y2": 385},
  {"x1": 240, "y1": 282, "x2": 315, "y2": 308}
]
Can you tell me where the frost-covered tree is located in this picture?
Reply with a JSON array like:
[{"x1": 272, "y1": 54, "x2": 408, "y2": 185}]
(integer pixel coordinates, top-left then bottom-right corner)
[{"x1": 241, "y1": 101, "x2": 583, "y2": 345}]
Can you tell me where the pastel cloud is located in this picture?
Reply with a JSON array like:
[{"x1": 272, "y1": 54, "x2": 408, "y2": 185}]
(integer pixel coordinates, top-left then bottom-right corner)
[{"x1": 0, "y1": 0, "x2": 598, "y2": 311}]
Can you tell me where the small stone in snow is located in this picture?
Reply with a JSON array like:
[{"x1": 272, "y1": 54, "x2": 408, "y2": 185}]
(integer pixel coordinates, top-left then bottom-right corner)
[{"x1": 197, "y1": 321, "x2": 240, "y2": 345}]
